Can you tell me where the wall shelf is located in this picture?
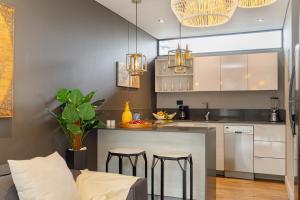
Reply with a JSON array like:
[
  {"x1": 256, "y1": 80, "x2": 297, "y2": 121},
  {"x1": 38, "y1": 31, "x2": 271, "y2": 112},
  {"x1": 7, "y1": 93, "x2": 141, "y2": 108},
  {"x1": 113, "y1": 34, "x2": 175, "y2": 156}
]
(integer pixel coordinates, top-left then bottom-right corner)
[{"x1": 155, "y1": 59, "x2": 194, "y2": 93}]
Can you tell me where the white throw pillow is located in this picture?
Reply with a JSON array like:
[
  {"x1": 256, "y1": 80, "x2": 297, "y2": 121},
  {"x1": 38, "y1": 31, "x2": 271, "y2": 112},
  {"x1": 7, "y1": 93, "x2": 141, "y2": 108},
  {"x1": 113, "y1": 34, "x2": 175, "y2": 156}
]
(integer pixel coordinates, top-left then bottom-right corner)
[{"x1": 8, "y1": 152, "x2": 80, "y2": 200}]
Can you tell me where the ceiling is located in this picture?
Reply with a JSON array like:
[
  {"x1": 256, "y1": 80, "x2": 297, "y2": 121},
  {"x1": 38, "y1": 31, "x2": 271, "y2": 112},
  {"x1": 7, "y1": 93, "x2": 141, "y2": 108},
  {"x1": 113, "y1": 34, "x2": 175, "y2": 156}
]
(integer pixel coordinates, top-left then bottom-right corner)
[{"x1": 95, "y1": 0, "x2": 289, "y2": 40}]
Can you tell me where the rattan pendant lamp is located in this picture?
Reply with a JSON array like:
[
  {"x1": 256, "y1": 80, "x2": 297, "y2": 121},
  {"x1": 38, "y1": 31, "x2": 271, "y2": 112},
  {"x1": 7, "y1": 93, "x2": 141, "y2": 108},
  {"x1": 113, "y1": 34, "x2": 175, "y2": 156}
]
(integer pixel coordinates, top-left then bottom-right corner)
[
  {"x1": 238, "y1": 0, "x2": 277, "y2": 8},
  {"x1": 171, "y1": 0, "x2": 239, "y2": 27},
  {"x1": 126, "y1": 0, "x2": 147, "y2": 76}
]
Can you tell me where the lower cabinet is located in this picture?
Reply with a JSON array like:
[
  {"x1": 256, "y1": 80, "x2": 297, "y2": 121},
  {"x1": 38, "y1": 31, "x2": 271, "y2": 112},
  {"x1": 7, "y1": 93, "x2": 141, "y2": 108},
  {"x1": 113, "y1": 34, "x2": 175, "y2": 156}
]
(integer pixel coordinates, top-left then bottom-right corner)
[
  {"x1": 253, "y1": 124, "x2": 286, "y2": 176},
  {"x1": 207, "y1": 123, "x2": 224, "y2": 171},
  {"x1": 174, "y1": 122, "x2": 286, "y2": 175},
  {"x1": 192, "y1": 122, "x2": 224, "y2": 171},
  {"x1": 254, "y1": 158, "x2": 285, "y2": 176}
]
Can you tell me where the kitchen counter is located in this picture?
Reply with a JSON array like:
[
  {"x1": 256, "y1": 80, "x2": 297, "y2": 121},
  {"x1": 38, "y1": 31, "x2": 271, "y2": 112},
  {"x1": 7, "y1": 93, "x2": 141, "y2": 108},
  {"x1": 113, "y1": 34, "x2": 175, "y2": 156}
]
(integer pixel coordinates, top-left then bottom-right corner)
[
  {"x1": 102, "y1": 125, "x2": 215, "y2": 134},
  {"x1": 157, "y1": 108, "x2": 286, "y2": 125},
  {"x1": 97, "y1": 126, "x2": 216, "y2": 200},
  {"x1": 168, "y1": 119, "x2": 286, "y2": 125}
]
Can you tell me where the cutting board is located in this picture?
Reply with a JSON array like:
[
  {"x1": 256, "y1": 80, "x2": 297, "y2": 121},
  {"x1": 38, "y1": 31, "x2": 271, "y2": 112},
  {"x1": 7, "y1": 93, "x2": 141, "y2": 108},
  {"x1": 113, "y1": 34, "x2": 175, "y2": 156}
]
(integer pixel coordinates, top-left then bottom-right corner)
[{"x1": 120, "y1": 122, "x2": 152, "y2": 129}]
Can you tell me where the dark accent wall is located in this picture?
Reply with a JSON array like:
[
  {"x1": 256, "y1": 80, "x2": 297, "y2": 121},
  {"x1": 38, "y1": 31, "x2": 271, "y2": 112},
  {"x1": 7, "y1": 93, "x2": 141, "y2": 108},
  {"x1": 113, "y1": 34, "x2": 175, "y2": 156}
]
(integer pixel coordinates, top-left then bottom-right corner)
[{"x1": 0, "y1": 0, "x2": 157, "y2": 166}]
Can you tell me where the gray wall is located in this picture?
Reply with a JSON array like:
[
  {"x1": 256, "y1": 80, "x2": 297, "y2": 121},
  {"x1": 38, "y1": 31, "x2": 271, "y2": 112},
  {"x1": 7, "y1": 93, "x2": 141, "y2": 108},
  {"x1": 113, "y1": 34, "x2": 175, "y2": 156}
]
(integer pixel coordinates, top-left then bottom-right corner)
[
  {"x1": 0, "y1": 0, "x2": 157, "y2": 165},
  {"x1": 157, "y1": 50, "x2": 285, "y2": 109}
]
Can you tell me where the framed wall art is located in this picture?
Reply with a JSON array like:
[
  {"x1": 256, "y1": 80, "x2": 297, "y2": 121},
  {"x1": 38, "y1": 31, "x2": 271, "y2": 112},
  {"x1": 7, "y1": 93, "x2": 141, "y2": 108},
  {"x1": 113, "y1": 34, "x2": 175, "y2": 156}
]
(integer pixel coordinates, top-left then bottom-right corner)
[
  {"x1": 116, "y1": 62, "x2": 140, "y2": 89},
  {"x1": 0, "y1": 3, "x2": 14, "y2": 118}
]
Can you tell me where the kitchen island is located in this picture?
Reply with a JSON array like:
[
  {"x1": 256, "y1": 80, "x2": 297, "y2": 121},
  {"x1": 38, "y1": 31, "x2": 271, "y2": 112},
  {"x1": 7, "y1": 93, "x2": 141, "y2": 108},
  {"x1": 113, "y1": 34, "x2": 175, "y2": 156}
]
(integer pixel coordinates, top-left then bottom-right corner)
[{"x1": 97, "y1": 126, "x2": 216, "y2": 200}]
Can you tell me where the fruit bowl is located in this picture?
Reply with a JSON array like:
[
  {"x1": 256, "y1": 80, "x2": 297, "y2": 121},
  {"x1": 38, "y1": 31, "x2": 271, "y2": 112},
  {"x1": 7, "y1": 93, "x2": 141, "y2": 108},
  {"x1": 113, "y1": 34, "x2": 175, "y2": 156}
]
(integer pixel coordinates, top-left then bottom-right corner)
[{"x1": 153, "y1": 112, "x2": 176, "y2": 120}]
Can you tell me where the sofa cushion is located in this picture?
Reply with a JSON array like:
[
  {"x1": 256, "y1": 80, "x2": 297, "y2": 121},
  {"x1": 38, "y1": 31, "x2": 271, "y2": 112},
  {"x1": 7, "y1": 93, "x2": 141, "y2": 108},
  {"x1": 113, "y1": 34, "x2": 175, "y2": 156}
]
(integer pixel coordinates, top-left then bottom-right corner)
[{"x1": 7, "y1": 152, "x2": 80, "y2": 200}]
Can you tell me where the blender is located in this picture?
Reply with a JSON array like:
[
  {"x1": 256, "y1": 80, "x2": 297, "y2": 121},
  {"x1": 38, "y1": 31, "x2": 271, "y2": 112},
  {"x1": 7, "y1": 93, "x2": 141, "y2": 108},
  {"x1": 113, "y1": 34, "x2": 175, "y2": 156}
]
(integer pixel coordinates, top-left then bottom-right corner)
[{"x1": 270, "y1": 97, "x2": 280, "y2": 122}]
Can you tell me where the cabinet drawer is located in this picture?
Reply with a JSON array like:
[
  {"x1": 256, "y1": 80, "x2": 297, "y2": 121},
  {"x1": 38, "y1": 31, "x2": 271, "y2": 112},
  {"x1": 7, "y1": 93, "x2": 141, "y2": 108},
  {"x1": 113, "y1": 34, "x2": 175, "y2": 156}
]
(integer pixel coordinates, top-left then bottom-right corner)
[
  {"x1": 254, "y1": 157, "x2": 285, "y2": 175},
  {"x1": 254, "y1": 125, "x2": 285, "y2": 142},
  {"x1": 254, "y1": 141, "x2": 285, "y2": 159}
]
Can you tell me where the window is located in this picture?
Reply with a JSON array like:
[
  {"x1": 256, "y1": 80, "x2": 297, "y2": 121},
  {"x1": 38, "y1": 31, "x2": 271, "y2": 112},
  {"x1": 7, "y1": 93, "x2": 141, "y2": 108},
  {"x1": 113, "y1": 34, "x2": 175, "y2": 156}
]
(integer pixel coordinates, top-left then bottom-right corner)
[{"x1": 159, "y1": 30, "x2": 282, "y2": 56}]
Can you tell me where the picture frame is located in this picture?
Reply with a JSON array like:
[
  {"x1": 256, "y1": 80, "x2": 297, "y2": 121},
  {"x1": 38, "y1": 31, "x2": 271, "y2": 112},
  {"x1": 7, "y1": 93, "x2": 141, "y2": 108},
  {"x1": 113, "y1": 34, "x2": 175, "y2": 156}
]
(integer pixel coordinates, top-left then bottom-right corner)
[
  {"x1": 0, "y1": 3, "x2": 14, "y2": 118},
  {"x1": 116, "y1": 62, "x2": 140, "y2": 89}
]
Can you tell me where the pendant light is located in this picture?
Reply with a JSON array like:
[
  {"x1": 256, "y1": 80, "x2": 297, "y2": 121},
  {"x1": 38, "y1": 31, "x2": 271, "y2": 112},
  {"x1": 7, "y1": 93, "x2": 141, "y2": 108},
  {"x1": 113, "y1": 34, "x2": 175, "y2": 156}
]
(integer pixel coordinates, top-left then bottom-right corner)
[
  {"x1": 126, "y1": 0, "x2": 147, "y2": 77},
  {"x1": 171, "y1": 0, "x2": 238, "y2": 28},
  {"x1": 238, "y1": 0, "x2": 277, "y2": 8},
  {"x1": 168, "y1": 23, "x2": 192, "y2": 74}
]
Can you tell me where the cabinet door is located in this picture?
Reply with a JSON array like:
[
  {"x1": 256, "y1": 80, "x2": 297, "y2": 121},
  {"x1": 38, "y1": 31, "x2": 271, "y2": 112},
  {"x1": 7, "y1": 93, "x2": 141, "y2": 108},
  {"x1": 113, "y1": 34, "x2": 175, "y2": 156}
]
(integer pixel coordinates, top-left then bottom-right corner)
[
  {"x1": 254, "y1": 125, "x2": 285, "y2": 142},
  {"x1": 221, "y1": 55, "x2": 248, "y2": 91},
  {"x1": 207, "y1": 123, "x2": 224, "y2": 171},
  {"x1": 248, "y1": 52, "x2": 278, "y2": 90},
  {"x1": 193, "y1": 56, "x2": 221, "y2": 91}
]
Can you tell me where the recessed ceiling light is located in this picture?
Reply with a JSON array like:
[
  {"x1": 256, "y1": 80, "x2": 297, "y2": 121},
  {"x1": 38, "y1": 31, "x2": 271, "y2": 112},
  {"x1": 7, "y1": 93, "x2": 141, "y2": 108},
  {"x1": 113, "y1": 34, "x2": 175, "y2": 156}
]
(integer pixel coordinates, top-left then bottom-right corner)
[
  {"x1": 158, "y1": 19, "x2": 165, "y2": 23},
  {"x1": 257, "y1": 18, "x2": 264, "y2": 22}
]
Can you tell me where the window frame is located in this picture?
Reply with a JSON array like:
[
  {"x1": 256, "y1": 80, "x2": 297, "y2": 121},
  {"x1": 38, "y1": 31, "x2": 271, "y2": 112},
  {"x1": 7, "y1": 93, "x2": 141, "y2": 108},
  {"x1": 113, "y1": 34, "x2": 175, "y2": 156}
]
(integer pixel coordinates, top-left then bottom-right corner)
[{"x1": 158, "y1": 30, "x2": 283, "y2": 56}]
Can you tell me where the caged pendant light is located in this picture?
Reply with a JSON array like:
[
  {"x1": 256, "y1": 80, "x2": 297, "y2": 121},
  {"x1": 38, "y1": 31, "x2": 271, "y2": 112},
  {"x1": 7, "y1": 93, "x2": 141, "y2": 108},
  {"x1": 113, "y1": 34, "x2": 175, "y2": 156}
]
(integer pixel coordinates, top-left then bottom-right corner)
[
  {"x1": 171, "y1": 0, "x2": 239, "y2": 28},
  {"x1": 168, "y1": 23, "x2": 192, "y2": 74},
  {"x1": 238, "y1": 0, "x2": 277, "y2": 8},
  {"x1": 126, "y1": 0, "x2": 147, "y2": 77}
]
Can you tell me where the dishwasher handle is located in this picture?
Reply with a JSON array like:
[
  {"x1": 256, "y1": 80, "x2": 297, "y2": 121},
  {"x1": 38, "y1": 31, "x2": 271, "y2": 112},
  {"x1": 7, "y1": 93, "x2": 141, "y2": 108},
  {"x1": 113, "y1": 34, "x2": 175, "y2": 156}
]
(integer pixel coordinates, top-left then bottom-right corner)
[{"x1": 235, "y1": 131, "x2": 242, "y2": 134}]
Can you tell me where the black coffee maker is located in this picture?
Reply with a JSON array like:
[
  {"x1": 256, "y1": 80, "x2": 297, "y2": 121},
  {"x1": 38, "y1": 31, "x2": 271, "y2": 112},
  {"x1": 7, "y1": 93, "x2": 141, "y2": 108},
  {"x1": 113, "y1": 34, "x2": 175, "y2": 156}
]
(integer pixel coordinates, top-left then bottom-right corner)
[{"x1": 178, "y1": 105, "x2": 190, "y2": 120}]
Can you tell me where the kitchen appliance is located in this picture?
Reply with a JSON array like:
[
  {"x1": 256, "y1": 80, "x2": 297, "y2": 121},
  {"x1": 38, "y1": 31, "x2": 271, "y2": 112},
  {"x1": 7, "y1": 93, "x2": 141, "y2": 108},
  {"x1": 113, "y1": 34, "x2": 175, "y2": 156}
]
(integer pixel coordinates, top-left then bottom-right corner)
[
  {"x1": 178, "y1": 105, "x2": 190, "y2": 120},
  {"x1": 224, "y1": 125, "x2": 254, "y2": 180},
  {"x1": 270, "y1": 97, "x2": 280, "y2": 122}
]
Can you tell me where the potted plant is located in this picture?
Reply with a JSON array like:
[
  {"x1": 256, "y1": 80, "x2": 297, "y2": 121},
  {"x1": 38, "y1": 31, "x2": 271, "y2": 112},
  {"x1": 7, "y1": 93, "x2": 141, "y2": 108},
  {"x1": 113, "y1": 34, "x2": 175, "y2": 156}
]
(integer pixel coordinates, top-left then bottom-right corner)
[{"x1": 49, "y1": 88, "x2": 106, "y2": 169}]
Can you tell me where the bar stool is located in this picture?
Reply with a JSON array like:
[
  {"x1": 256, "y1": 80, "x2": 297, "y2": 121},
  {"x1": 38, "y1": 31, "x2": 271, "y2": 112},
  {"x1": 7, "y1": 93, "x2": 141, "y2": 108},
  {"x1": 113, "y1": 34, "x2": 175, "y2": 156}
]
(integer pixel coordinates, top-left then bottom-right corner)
[
  {"x1": 151, "y1": 153, "x2": 193, "y2": 200},
  {"x1": 105, "y1": 148, "x2": 147, "y2": 178}
]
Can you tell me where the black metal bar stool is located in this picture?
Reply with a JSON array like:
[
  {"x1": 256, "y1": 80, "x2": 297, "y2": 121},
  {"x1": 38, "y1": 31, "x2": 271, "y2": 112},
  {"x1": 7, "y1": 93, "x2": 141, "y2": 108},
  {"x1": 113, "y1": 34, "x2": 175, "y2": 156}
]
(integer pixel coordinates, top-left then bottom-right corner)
[
  {"x1": 105, "y1": 148, "x2": 147, "y2": 178},
  {"x1": 151, "y1": 153, "x2": 193, "y2": 200}
]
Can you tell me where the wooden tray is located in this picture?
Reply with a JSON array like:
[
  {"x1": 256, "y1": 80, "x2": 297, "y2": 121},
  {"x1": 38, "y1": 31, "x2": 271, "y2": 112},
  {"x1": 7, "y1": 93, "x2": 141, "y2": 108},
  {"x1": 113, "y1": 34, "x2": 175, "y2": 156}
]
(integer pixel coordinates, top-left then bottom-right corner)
[{"x1": 120, "y1": 122, "x2": 152, "y2": 129}]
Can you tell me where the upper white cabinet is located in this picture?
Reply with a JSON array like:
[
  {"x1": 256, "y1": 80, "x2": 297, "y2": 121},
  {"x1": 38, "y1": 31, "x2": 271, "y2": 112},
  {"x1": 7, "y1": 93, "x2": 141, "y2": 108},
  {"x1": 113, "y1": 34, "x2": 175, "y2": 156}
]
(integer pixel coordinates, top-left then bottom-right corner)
[
  {"x1": 155, "y1": 51, "x2": 279, "y2": 92},
  {"x1": 221, "y1": 55, "x2": 248, "y2": 91},
  {"x1": 193, "y1": 56, "x2": 221, "y2": 91},
  {"x1": 247, "y1": 52, "x2": 278, "y2": 90}
]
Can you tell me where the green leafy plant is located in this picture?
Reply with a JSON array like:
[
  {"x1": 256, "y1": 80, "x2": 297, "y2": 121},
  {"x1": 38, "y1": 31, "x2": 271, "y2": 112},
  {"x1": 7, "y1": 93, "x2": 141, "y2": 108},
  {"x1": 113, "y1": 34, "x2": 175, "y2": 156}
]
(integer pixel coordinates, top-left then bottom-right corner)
[{"x1": 49, "y1": 88, "x2": 106, "y2": 150}]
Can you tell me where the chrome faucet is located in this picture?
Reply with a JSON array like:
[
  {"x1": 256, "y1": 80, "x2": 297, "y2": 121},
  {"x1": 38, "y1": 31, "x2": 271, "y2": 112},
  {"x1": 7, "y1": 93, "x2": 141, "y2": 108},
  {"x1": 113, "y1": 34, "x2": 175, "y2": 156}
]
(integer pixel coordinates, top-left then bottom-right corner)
[
  {"x1": 205, "y1": 112, "x2": 210, "y2": 121},
  {"x1": 202, "y1": 102, "x2": 210, "y2": 121}
]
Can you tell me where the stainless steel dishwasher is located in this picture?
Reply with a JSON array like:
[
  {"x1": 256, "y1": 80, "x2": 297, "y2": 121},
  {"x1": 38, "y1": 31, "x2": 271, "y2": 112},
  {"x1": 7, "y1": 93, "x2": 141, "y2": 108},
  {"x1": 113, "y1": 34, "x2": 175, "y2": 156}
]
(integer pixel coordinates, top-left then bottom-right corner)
[{"x1": 224, "y1": 125, "x2": 254, "y2": 180}]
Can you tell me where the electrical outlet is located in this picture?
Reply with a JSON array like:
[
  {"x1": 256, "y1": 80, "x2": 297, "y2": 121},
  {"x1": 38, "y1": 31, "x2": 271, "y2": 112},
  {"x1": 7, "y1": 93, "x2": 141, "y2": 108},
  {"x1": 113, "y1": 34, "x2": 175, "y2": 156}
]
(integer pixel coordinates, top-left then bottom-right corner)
[{"x1": 177, "y1": 100, "x2": 183, "y2": 105}]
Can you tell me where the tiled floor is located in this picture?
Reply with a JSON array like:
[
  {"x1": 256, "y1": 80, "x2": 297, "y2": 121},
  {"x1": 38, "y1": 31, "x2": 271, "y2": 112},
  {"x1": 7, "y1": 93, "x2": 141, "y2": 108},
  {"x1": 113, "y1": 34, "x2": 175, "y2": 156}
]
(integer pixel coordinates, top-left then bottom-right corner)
[{"x1": 149, "y1": 177, "x2": 289, "y2": 200}]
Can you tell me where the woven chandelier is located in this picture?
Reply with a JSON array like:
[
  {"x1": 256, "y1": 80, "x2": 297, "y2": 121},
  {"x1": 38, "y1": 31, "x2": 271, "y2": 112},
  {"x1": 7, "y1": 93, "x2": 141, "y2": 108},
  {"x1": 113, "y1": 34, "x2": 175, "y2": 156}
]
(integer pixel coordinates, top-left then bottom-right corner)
[
  {"x1": 238, "y1": 0, "x2": 277, "y2": 8},
  {"x1": 171, "y1": 0, "x2": 239, "y2": 27}
]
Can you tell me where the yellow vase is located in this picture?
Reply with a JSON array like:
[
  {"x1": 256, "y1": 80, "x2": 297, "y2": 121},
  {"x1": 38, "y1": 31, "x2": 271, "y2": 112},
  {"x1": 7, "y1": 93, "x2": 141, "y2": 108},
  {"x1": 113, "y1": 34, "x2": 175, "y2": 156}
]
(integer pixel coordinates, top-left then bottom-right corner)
[{"x1": 122, "y1": 101, "x2": 133, "y2": 123}]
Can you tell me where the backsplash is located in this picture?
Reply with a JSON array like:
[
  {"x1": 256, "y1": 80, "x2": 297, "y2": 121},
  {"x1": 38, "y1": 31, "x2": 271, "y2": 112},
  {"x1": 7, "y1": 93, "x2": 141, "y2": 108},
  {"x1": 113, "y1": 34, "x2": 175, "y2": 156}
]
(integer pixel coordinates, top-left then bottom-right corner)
[
  {"x1": 156, "y1": 108, "x2": 286, "y2": 122},
  {"x1": 97, "y1": 109, "x2": 154, "y2": 123}
]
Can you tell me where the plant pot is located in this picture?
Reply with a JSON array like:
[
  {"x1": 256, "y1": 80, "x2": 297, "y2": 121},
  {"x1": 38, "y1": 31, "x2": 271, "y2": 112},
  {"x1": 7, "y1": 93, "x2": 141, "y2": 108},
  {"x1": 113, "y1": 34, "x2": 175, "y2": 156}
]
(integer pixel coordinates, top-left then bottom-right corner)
[{"x1": 66, "y1": 147, "x2": 88, "y2": 170}]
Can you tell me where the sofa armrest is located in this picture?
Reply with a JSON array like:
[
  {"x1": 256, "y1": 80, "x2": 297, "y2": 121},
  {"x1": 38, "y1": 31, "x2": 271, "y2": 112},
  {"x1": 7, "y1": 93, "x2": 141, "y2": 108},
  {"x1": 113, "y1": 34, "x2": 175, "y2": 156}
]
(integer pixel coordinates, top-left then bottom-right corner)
[{"x1": 126, "y1": 178, "x2": 148, "y2": 200}]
